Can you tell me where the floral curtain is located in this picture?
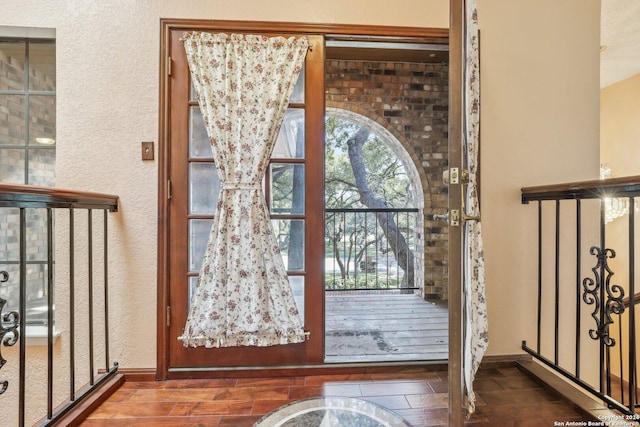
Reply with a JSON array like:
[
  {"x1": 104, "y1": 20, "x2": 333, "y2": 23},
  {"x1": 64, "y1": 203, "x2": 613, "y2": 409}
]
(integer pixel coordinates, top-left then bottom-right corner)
[
  {"x1": 463, "y1": 0, "x2": 489, "y2": 415},
  {"x1": 178, "y1": 32, "x2": 308, "y2": 348}
]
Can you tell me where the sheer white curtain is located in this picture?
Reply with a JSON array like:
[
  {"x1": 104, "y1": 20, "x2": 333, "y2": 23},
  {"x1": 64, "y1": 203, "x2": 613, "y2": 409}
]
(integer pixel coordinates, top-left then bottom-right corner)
[
  {"x1": 178, "y1": 32, "x2": 308, "y2": 348},
  {"x1": 463, "y1": 0, "x2": 489, "y2": 414}
]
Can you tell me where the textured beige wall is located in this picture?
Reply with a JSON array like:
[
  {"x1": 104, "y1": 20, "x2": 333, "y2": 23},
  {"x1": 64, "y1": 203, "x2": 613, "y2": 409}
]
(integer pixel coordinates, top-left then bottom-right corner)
[
  {"x1": 477, "y1": 0, "x2": 601, "y2": 356},
  {"x1": 600, "y1": 73, "x2": 640, "y2": 286},
  {"x1": 601, "y1": 73, "x2": 640, "y2": 175},
  {"x1": 1, "y1": 0, "x2": 602, "y2": 373},
  {"x1": 600, "y1": 74, "x2": 640, "y2": 381}
]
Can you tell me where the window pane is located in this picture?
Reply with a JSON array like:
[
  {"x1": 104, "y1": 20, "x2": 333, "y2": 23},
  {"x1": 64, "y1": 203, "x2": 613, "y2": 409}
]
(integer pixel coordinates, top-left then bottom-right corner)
[
  {"x1": 272, "y1": 219, "x2": 304, "y2": 271},
  {"x1": 0, "y1": 208, "x2": 20, "y2": 262},
  {"x1": 0, "y1": 41, "x2": 25, "y2": 91},
  {"x1": 29, "y1": 95, "x2": 55, "y2": 145},
  {"x1": 26, "y1": 207, "x2": 50, "y2": 261},
  {"x1": 189, "y1": 106, "x2": 211, "y2": 158},
  {"x1": 189, "y1": 162, "x2": 220, "y2": 215},
  {"x1": 288, "y1": 276, "x2": 304, "y2": 325},
  {"x1": 0, "y1": 255, "x2": 51, "y2": 325},
  {"x1": 0, "y1": 95, "x2": 26, "y2": 145},
  {"x1": 289, "y1": 64, "x2": 305, "y2": 104},
  {"x1": 27, "y1": 148, "x2": 55, "y2": 186},
  {"x1": 28, "y1": 42, "x2": 55, "y2": 91},
  {"x1": 0, "y1": 149, "x2": 25, "y2": 183},
  {"x1": 270, "y1": 163, "x2": 304, "y2": 214},
  {"x1": 188, "y1": 276, "x2": 198, "y2": 309},
  {"x1": 24, "y1": 264, "x2": 50, "y2": 325},
  {"x1": 272, "y1": 109, "x2": 304, "y2": 158},
  {"x1": 24, "y1": 208, "x2": 52, "y2": 321},
  {"x1": 189, "y1": 219, "x2": 212, "y2": 273},
  {"x1": 0, "y1": 263, "x2": 19, "y2": 319},
  {"x1": 0, "y1": 207, "x2": 19, "y2": 322}
]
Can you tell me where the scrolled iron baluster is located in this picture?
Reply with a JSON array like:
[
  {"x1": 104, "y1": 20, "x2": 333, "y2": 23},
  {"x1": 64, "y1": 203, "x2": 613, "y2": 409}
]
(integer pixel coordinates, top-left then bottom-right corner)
[
  {"x1": 583, "y1": 246, "x2": 601, "y2": 341},
  {"x1": 604, "y1": 269, "x2": 625, "y2": 347},
  {"x1": 601, "y1": 248, "x2": 625, "y2": 347},
  {"x1": 0, "y1": 270, "x2": 20, "y2": 395},
  {"x1": 583, "y1": 246, "x2": 625, "y2": 347}
]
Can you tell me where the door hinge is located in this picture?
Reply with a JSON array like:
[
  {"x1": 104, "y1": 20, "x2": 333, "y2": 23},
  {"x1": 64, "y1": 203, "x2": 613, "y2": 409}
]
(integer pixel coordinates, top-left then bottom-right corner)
[
  {"x1": 166, "y1": 306, "x2": 171, "y2": 327},
  {"x1": 167, "y1": 56, "x2": 172, "y2": 76},
  {"x1": 167, "y1": 180, "x2": 172, "y2": 200}
]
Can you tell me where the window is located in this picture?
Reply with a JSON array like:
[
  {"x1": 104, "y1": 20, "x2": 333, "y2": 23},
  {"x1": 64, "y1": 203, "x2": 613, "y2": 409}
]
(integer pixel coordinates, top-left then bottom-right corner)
[{"x1": 0, "y1": 29, "x2": 56, "y2": 326}]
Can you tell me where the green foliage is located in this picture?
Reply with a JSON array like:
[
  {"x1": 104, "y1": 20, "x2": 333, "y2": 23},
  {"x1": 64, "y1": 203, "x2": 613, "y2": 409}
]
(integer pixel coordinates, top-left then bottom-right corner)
[
  {"x1": 324, "y1": 274, "x2": 402, "y2": 290},
  {"x1": 325, "y1": 115, "x2": 412, "y2": 209}
]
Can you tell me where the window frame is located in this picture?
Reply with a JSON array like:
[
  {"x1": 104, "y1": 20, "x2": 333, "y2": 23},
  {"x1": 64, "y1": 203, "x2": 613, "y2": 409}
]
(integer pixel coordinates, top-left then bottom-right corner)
[{"x1": 0, "y1": 33, "x2": 56, "y2": 327}]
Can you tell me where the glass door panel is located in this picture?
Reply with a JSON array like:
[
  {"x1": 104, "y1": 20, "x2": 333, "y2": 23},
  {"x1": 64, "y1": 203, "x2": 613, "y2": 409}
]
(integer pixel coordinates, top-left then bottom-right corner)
[
  {"x1": 189, "y1": 106, "x2": 210, "y2": 158},
  {"x1": 289, "y1": 276, "x2": 305, "y2": 325},
  {"x1": 272, "y1": 219, "x2": 305, "y2": 271},
  {"x1": 188, "y1": 163, "x2": 219, "y2": 214},
  {"x1": 273, "y1": 108, "x2": 305, "y2": 158},
  {"x1": 188, "y1": 219, "x2": 213, "y2": 272},
  {"x1": 270, "y1": 163, "x2": 305, "y2": 215}
]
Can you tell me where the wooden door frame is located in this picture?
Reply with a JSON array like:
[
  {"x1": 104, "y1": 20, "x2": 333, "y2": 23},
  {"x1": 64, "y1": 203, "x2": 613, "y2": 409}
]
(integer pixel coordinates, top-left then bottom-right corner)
[
  {"x1": 157, "y1": 18, "x2": 451, "y2": 380},
  {"x1": 448, "y1": 0, "x2": 464, "y2": 425}
]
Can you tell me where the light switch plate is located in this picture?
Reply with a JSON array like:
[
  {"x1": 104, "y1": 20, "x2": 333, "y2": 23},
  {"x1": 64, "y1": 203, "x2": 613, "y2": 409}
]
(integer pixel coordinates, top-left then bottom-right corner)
[{"x1": 141, "y1": 141, "x2": 154, "y2": 160}]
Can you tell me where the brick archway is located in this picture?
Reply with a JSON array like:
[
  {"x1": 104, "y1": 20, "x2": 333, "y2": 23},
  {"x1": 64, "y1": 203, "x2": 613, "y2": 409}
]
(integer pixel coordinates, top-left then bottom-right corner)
[
  {"x1": 326, "y1": 107, "x2": 425, "y2": 210},
  {"x1": 325, "y1": 107, "x2": 426, "y2": 297}
]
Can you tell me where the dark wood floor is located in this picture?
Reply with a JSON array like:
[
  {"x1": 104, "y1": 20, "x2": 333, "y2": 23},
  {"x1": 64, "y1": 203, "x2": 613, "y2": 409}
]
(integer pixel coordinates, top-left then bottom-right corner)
[
  {"x1": 325, "y1": 292, "x2": 448, "y2": 362},
  {"x1": 81, "y1": 364, "x2": 592, "y2": 426}
]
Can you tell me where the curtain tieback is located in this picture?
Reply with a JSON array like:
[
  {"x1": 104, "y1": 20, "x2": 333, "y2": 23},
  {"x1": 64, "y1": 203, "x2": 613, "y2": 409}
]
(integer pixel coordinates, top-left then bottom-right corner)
[{"x1": 222, "y1": 182, "x2": 261, "y2": 190}]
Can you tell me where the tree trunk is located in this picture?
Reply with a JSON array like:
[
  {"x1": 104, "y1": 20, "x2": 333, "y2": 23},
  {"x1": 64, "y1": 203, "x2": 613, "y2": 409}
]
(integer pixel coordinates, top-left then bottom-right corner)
[
  {"x1": 327, "y1": 221, "x2": 347, "y2": 283},
  {"x1": 347, "y1": 128, "x2": 415, "y2": 290}
]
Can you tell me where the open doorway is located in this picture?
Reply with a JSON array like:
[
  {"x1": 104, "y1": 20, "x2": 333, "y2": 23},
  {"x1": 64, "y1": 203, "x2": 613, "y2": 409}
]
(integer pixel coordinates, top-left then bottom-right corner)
[{"x1": 322, "y1": 40, "x2": 450, "y2": 363}]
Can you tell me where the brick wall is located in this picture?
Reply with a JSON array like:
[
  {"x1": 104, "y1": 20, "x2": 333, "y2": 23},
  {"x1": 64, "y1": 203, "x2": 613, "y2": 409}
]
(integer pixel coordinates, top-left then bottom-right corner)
[{"x1": 326, "y1": 59, "x2": 449, "y2": 300}]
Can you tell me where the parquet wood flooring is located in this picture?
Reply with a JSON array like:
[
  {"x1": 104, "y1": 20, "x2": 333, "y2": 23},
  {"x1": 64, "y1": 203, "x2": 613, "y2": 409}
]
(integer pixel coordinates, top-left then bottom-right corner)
[{"x1": 82, "y1": 364, "x2": 593, "y2": 426}]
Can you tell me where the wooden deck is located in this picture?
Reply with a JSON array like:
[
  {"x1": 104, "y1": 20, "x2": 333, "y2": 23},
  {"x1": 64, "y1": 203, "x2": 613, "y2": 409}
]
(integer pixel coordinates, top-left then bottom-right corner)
[{"x1": 324, "y1": 292, "x2": 448, "y2": 363}]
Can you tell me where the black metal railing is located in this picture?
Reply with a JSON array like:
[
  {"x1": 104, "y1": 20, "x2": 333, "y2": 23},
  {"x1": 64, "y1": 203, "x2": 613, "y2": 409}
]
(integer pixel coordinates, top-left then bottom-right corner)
[
  {"x1": 615, "y1": 292, "x2": 640, "y2": 413},
  {"x1": 325, "y1": 208, "x2": 419, "y2": 292},
  {"x1": 0, "y1": 183, "x2": 119, "y2": 426},
  {"x1": 521, "y1": 175, "x2": 640, "y2": 416}
]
